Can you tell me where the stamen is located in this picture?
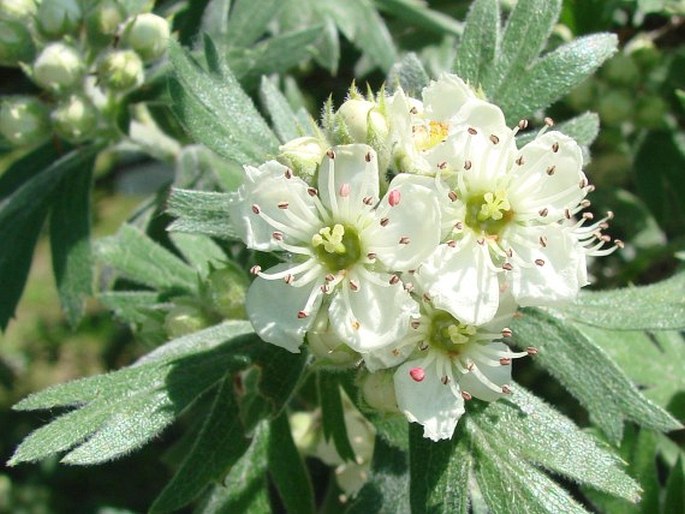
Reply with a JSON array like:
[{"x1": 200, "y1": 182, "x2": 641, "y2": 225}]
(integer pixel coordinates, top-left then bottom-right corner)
[
  {"x1": 552, "y1": 142, "x2": 560, "y2": 153},
  {"x1": 518, "y1": 119, "x2": 529, "y2": 130},
  {"x1": 535, "y1": 259, "x2": 545, "y2": 266},
  {"x1": 489, "y1": 134, "x2": 500, "y2": 145},
  {"x1": 326, "y1": 149, "x2": 335, "y2": 159},
  {"x1": 380, "y1": 217, "x2": 389, "y2": 227},
  {"x1": 448, "y1": 191, "x2": 458, "y2": 202},
  {"x1": 284, "y1": 168, "x2": 293, "y2": 179},
  {"x1": 349, "y1": 279, "x2": 360, "y2": 291},
  {"x1": 250, "y1": 265, "x2": 262, "y2": 275},
  {"x1": 539, "y1": 235, "x2": 548, "y2": 248},
  {"x1": 251, "y1": 204, "x2": 261, "y2": 214},
  {"x1": 388, "y1": 189, "x2": 401, "y2": 206},
  {"x1": 464, "y1": 160, "x2": 472, "y2": 170},
  {"x1": 307, "y1": 187, "x2": 318, "y2": 197},
  {"x1": 363, "y1": 196, "x2": 374, "y2": 205},
  {"x1": 501, "y1": 385, "x2": 512, "y2": 394},
  {"x1": 389, "y1": 274, "x2": 400, "y2": 285},
  {"x1": 441, "y1": 376, "x2": 450, "y2": 385},
  {"x1": 461, "y1": 391, "x2": 472, "y2": 401},
  {"x1": 539, "y1": 208, "x2": 549, "y2": 217},
  {"x1": 409, "y1": 367, "x2": 425, "y2": 382},
  {"x1": 365, "y1": 151, "x2": 372, "y2": 162},
  {"x1": 544, "y1": 117, "x2": 554, "y2": 127},
  {"x1": 502, "y1": 262, "x2": 513, "y2": 271},
  {"x1": 499, "y1": 357, "x2": 511, "y2": 365},
  {"x1": 501, "y1": 328, "x2": 512, "y2": 338},
  {"x1": 278, "y1": 202, "x2": 289, "y2": 209},
  {"x1": 399, "y1": 236, "x2": 410, "y2": 245},
  {"x1": 272, "y1": 231, "x2": 284, "y2": 241},
  {"x1": 467, "y1": 127, "x2": 477, "y2": 135},
  {"x1": 515, "y1": 156, "x2": 525, "y2": 166},
  {"x1": 339, "y1": 183, "x2": 351, "y2": 197},
  {"x1": 527, "y1": 346, "x2": 538, "y2": 355},
  {"x1": 297, "y1": 311, "x2": 308, "y2": 319},
  {"x1": 546, "y1": 165, "x2": 556, "y2": 176}
]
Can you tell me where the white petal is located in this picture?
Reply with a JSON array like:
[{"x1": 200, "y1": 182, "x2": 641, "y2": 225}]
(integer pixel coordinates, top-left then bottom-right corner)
[
  {"x1": 228, "y1": 161, "x2": 320, "y2": 251},
  {"x1": 508, "y1": 225, "x2": 583, "y2": 306},
  {"x1": 328, "y1": 275, "x2": 418, "y2": 352},
  {"x1": 508, "y1": 131, "x2": 586, "y2": 217},
  {"x1": 246, "y1": 263, "x2": 322, "y2": 352},
  {"x1": 459, "y1": 342, "x2": 512, "y2": 402},
  {"x1": 364, "y1": 174, "x2": 441, "y2": 271},
  {"x1": 422, "y1": 74, "x2": 476, "y2": 121},
  {"x1": 449, "y1": 99, "x2": 511, "y2": 144},
  {"x1": 363, "y1": 338, "x2": 417, "y2": 372},
  {"x1": 318, "y1": 144, "x2": 380, "y2": 223},
  {"x1": 415, "y1": 242, "x2": 500, "y2": 325},
  {"x1": 394, "y1": 357, "x2": 465, "y2": 441}
]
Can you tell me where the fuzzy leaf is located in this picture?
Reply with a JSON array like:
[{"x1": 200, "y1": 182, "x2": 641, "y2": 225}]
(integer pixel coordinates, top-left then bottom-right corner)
[
  {"x1": 260, "y1": 77, "x2": 307, "y2": 143},
  {"x1": 318, "y1": 372, "x2": 356, "y2": 462},
  {"x1": 166, "y1": 188, "x2": 239, "y2": 241},
  {"x1": 98, "y1": 291, "x2": 161, "y2": 324},
  {"x1": 375, "y1": 0, "x2": 463, "y2": 37},
  {"x1": 387, "y1": 53, "x2": 429, "y2": 97},
  {"x1": 453, "y1": 0, "x2": 500, "y2": 88},
  {"x1": 224, "y1": 0, "x2": 286, "y2": 48},
  {"x1": 169, "y1": 233, "x2": 227, "y2": 276}
]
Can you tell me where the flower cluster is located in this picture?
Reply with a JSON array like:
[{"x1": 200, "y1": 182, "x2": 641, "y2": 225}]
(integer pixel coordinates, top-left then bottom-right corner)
[{"x1": 228, "y1": 74, "x2": 621, "y2": 441}]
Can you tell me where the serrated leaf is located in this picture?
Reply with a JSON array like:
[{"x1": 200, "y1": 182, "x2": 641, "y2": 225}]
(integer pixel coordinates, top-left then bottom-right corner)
[
  {"x1": 409, "y1": 424, "x2": 470, "y2": 514},
  {"x1": 98, "y1": 291, "x2": 161, "y2": 324},
  {"x1": 169, "y1": 233, "x2": 227, "y2": 276},
  {"x1": 386, "y1": 53, "x2": 429, "y2": 97},
  {"x1": 166, "y1": 188, "x2": 239, "y2": 241},
  {"x1": 95, "y1": 224, "x2": 198, "y2": 293},
  {"x1": 496, "y1": 33, "x2": 618, "y2": 123},
  {"x1": 224, "y1": 0, "x2": 285, "y2": 48},
  {"x1": 558, "y1": 272, "x2": 685, "y2": 331},
  {"x1": 346, "y1": 435, "x2": 410, "y2": 514},
  {"x1": 511, "y1": 308, "x2": 682, "y2": 444},
  {"x1": 472, "y1": 387, "x2": 641, "y2": 502},
  {"x1": 319, "y1": 372, "x2": 356, "y2": 462},
  {"x1": 268, "y1": 412, "x2": 315, "y2": 514},
  {"x1": 260, "y1": 77, "x2": 307, "y2": 143},
  {"x1": 50, "y1": 156, "x2": 95, "y2": 327},
  {"x1": 453, "y1": 0, "x2": 500, "y2": 88},
  {"x1": 150, "y1": 376, "x2": 251, "y2": 513}
]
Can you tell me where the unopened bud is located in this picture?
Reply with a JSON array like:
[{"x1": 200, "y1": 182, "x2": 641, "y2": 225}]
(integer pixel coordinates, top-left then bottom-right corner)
[
  {"x1": 0, "y1": 0, "x2": 37, "y2": 23},
  {"x1": 360, "y1": 370, "x2": 399, "y2": 413},
  {"x1": 0, "y1": 96, "x2": 50, "y2": 146},
  {"x1": 33, "y1": 42, "x2": 85, "y2": 93},
  {"x1": 97, "y1": 49, "x2": 144, "y2": 92},
  {"x1": 289, "y1": 411, "x2": 318, "y2": 455},
  {"x1": 334, "y1": 98, "x2": 389, "y2": 146},
  {"x1": 308, "y1": 309, "x2": 360, "y2": 367},
  {"x1": 85, "y1": 0, "x2": 127, "y2": 47},
  {"x1": 164, "y1": 304, "x2": 210, "y2": 339},
  {"x1": 51, "y1": 95, "x2": 98, "y2": 143},
  {"x1": 37, "y1": 0, "x2": 82, "y2": 39},
  {"x1": 0, "y1": 20, "x2": 35, "y2": 66},
  {"x1": 122, "y1": 13, "x2": 170, "y2": 62},
  {"x1": 278, "y1": 136, "x2": 327, "y2": 181},
  {"x1": 206, "y1": 263, "x2": 249, "y2": 319}
]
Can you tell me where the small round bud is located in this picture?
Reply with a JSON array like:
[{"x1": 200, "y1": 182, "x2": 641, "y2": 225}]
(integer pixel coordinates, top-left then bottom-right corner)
[
  {"x1": 33, "y1": 42, "x2": 85, "y2": 93},
  {"x1": 0, "y1": 0, "x2": 37, "y2": 23},
  {"x1": 51, "y1": 95, "x2": 98, "y2": 143},
  {"x1": 278, "y1": 136, "x2": 327, "y2": 181},
  {"x1": 308, "y1": 310, "x2": 360, "y2": 368},
  {"x1": 206, "y1": 263, "x2": 249, "y2": 319},
  {"x1": 334, "y1": 98, "x2": 389, "y2": 145},
  {"x1": 97, "y1": 49, "x2": 144, "y2": 92},
  {"x1": 122, "y1": 13, "x2": 170, "y2": 62},
  {"x1": 37, "y1": 0, "x2": 82, "y2": 39},
  {"x1": 360, "y1": 370, "x2": 399, "y2": 413},
  {"x1": 0, "y1": 20, "x2": 35, "y2": 66},
  {"x1": 0, "y1": 96, "x2": 50, "y2": 147},
  {"x1": 164, "y1": 304, "x2": 210, "y2": 339},
  {"x1": 85, "y1": 0, "x2": 127, "y2": 47}
]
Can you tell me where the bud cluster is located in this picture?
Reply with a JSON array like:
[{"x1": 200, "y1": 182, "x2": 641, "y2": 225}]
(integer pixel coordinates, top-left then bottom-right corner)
[{"x1": 0, "y1": 0, "x2": 170, "y2": 147}]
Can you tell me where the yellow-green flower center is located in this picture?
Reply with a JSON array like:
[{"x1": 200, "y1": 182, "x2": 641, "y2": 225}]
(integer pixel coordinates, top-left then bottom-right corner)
[
  {"x1": 312, "y1": 224, "x2": 362, "y2": 272},
  {"x1": 414, "y1": 120, "x2": 449, "y2": 152},
  {"x1": 465, "y1": 190, "x2": 513, "y2": 235},
  {"x1": 429, "y1": 311, "x2": 477, "y2": 355}
]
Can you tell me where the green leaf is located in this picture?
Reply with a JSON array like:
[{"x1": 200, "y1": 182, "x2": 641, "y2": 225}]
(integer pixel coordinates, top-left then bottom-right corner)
[
  {"x1": 498, "y1": 33, "x2": 618, "y2": 122},
  {"x1": 150, "y1": 376, "x2": 251, "y2": 513},
  {"x1": 199, "y1": 0, "x2": 231, "y2": 43},
  {"x1": 517, "y1": 112, "x2": 600, "y2": 148},
  {"x1": 511, "y1": 308, "x2": 682, "y2": 443},
  {"x1": 453, "y1": 0, "x2": 500, "y2": 88},
  {"x1": 0, "y1": 142, "x2": 58, "y2": 200},
  {"x1": 166, "y1": 188, "x2": 239, "y2": 241},
  {"x1": 665, "y1": 455, "x2": 685, "y2": 514},
  {"x1": 375, "y1": 0, "x2": 463, "y2": 37},
  {"x1": 49, "y1": 155, "x2": 95, "y2": 327},
  {"x1": 260, "y1": 76, "x2": 308, "y2": 143},
  {"x1": 268, "y1": 412, "x2": 315, "y2": 514},
  {"x1": 168, "y1": 39, "x2": 278, "y2": 165},
  {"x1": 224, "y1": 0, "x2": 286, "y2": 48},
  {"x1": 387, "y1": 53, "x2": 429, "y2": 97},
  {"x1": 95, "y1": 224, "x2": 198, "y2": 293},
  {"x1": 472, "y1": 387, "x2": 641, "y2": 502},
  {"x1": 409, "y1": 424, "x2": 470, "y2": 514},
  {"x1": 557, "y1": 272, "x2": 685, "y2": 331},
  {"x1": 9, "y1": 323, "x2": 257, "y2": 465},
  {"x1": 346, "y1": 435, "x2": 409, "y2": 514},
  {"x1": 318, "y1": 372, "x2": 356, "y2": 462},
  {"x1": 169, "y1": 233, "x2": 227, "y2": 276},
  {"x1": 195, "y1": 421, "x2": 271, "y2": 514},
  {"x1": 98, "y1": 291, "x2": 161, "y2": 325},
  {"x1": 174, "y1": 144, "x2": 244, "y2": 192}
]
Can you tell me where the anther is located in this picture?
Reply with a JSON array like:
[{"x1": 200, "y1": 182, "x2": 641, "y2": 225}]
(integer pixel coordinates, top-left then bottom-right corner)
[
  {"x1": 586, "y1": 184, "x2": 596, "y2": 193},
  {"x1": 399, "y1": 236, "x2": 410, "y2": 245},
  {"x1": 307, "y1": 187, "x2": 318, "y2": 197},
  {"x1": 615, "y1": 239, "x2": 624, "y2": 249},
  {"x1": 454, "y1": 221, "x2": 464, "y2": 230},
  {"x1": 326, "y1": 149, "x2": 336, "y2": 159},
  {"x1": 515, "y1": 156, "x2": 525, "y2": 166},
  {"x1": 526, "y1": 346, "x2": 538, "y2": 356},
  {"x1": 409, "y1": 106, "x2": 418, "y2": 115},
  {"x1": 422, "y1": 292, "x2": 432, "y2": 302},
  {"x1": 297, "y1": 311, "x2": 308, "y2": 319},
  {"x1": 404, "y1": 282, "x2": 414, "y2": 293},
  {"x1": 250, "y1": 265, "x2": 262, "y2": 275},
  {"x1": 349, "y1": 280, "x2": 360, "y2": 291},
  {"x1": 461, "y1": 391, "x2": 472, "y2": 401},
  {"x1": 535, "y1": 258, "x2": 545, "y2": 267},
  {"x1": 352, "y1": 320, "x2": 360, "y2": 330},
  {"x1": 499, "y1": 357, "x2": 511, "y2": 366},
  {"x1": 546, "y1": 165, "x2": 556, "y2": 176},
  {"x1": 544, "y1": 117, "x2": 554, "y2": 127},
  {"x1": 506, "y1": 248, "x2": 513, "y2": 258},
  {"x1": 392, "y1": 348, "x2": 400, "y2": 356},
  {"x1": 448, "y1": 191, "x2": 458, "y2": 202},
  {"x1": 579, "y1": 177, "x2": 588, "y2": 188},
  {"x1": 409, "y1": 367, "x2": 425, "y2": 382},
  {"x1": 410, "y1": 319, "x2": 421, "y2": 329},
  {"x1": 251, "y1": 204, "x2": 261, "y2": 214},
  {"x1": 284, "y1": 168, "x2": 293, "y2": 179},
  {"x1": 464, "y1": 160, "x2": 472, "y2": 170},
  {"x1": 606, "y1": 210, "x2": 614, "y2": 220},
  {"x1": 580, "y1": 199, "x2": 591, "y2": 208},
  {"x1": 447, "y1": 239, "x2": 457, "y2": 248},
  {"x1": 320, "y1": 284, "x2": 329, "y2": 293},
  {"x1": 552, "y1": 142, "x2": 560, "y2": 153},
  {"x1": 365, "y1": 151, "x2": 372, "y2": 162},
  {"x1": 389, "y1": 274, "x2": 400, "y2": 285},
  {"x1": 539, "y1": 208, "x2": 549, "y2": 217},
  {"x1": 278, "y1": 201, "x2": 289, "y2": 209},
  {"x1": 539, "y1": 235, "x2": 548, "y2": 248},
  {"x1": 501, "y1": 385, "x2": 512, "y2": 394},
  {"x1": 325, "y1": 273, "x2": 336, "y2": 282},
  {"x1": 272, "y1": 231, "x2": 284, "y2": 241},
  {"x1": 501, "y1": 328, "x2": 513, "y2": 338},
  {"x1": 284, "y1": 274, "x2": 294, "y2": 285},
  {"x1": 518, "y1": 119, "x2": 529, "y2": 130},
  {"x1": 363, "y1": 196, "x2": 374, "y2": 205},
  {"x1": 339, "y1": 183, "x2": 351, "y2": 197},
  {"x1": 388, "y1": 189, "x2": 401, "y2": 206},
  {"x1": 419, "y1": 341, "x2": 429, "y2": 351},
  {"x1": 380, "y1": 217, "x2": 390, "y2": 226},
  {"x1": 489, "y1": 134, "x2": 500, "y2": 144},
  {"x1": 477, "y1": 238, "x2": 485, "y2": 246},
  {"x1": 467, "y1": 127, "x2": 477, "y2": 135},
  {"x1": 441, "y1": 376, "x2": 450, "y2": 385},
  {"x1": 502, "y1": 262, "x2": 513, "y2": 271},
  {"x1": 366, "y1": 252, "x2": 377, "y2": 260},
  {"x1": 564, "y1": 208, "x2": 572, "y2": 220},
  {"x1": 437, "y1": 161, "x2": 447, "y2": 170},
  {"x1": 583, "y1": 212, "x2": 594, "y2": 220}
]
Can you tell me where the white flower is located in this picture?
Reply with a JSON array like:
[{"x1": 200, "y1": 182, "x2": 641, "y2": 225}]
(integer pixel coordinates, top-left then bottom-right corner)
[
  {"x1": 228, "y1": 144, "x2": 441, "y2": 353},
  {"x1": 382, "y1": 293, "x2": 530, "y2": 441}
]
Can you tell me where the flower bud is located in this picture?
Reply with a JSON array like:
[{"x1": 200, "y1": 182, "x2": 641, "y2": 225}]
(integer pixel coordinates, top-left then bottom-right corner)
[
  {"x1": 0, "y1": 20, "x2": 35, "y2": 66},
  {"x1": 97, "y1": 49, "x2": 144, "y2": 92},
  {"x1": 51, "y1": 94, "x2": 98, "y2": 143},
  {"x1": 0, "y1": 96, "x2": 50, "y2": 146},
  {"x1": 626, "y1": 36, "x2": 660, "y2": 70},
  {"x1": 278, "y1": 136, "x2": 327, "y2": 182},
  {"x1": 206, "y1": 263, "x2": 249, "y2": 319},
  {"x1": 121, "y1": 13, "x2": 170, "y2": 62},
  {"x1": 360, "y1": 370, "x2": 399, "y2": 413},
  {"x1": 0, "y1": 0, "x2": 37, "y2": 23},
  {"x1": 334, "y1": 98, "x2": 389, "y2": 146},
  {"x1": 164, "y1": 304, "x2": 210, "y2": 339},
  {"x1": 289, "y1": 411, "x2": 319, "y2": 455},
  {"x1": 33, "y1": 42, "x2": 85, "y2": 93},
  {"x1": 37, "y1": 0, "x2": 82, "y2": 39},
  {"x1": 307, "y1": 309, "x2": 360, "y2": 368},
  {"x1": 85, "y1": 0, "x2": 127, "y2": 47}
]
